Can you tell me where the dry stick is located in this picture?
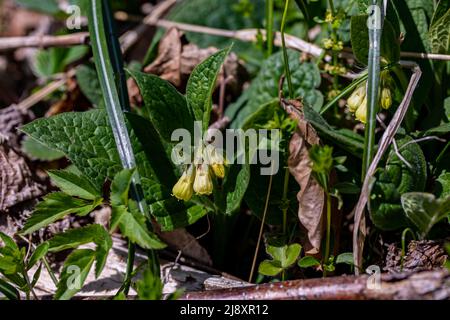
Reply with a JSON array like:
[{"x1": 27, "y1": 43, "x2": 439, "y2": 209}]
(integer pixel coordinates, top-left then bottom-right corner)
[
  {"x1": 10, "y1": 0, "x2": 174, "y2": 112},
  {"x1": 183, "y1": 269, "x2": 450, "y2": 300},
  {"x1": 119, "y1": 0, "x2": 176, "y2": 53},
  {"x1": 352, "y1": 62, "x2": 422, "y2": 274},
  {"x1": 0, "y1": 33, "x2": 90, "y2": 51}
]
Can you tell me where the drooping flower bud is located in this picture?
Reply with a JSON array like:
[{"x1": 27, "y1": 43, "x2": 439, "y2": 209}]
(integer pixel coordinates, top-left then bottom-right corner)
[
  {"x1": 172, "y1": 165, "x2": 195, "y2": 201},
  {"x1": 347, "y1": 85, "x2": 366, "y2": 113},
  {"x1": 355, "y1": 96, "x2": 367, "y2": 124},
  {"x1": 206, "y1": 146, "x2": 226, "y2": 178},
  {"x1": 193, "y1": 164, "x2": 213, "y2": 195},
  {"x1": 381, "y1": 87, "x2": 392, "y2": 110}
]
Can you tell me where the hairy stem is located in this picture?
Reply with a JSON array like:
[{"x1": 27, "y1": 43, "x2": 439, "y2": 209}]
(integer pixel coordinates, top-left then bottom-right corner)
[
  {"x1": 281, "y1": 0, "x2": 294, "y2": 98},
  {"x1": 323, "y1": 191, "x2": 332, "y2": 277},
  {"x1": 362, "y1": 0, "x2": 383, "y2": 178},
  {"x1": 265, "y1": 0, "x2": 274, "y2": 57},
  {"x1": 249, "y1": 171, "x2": 274, "y2": 282}
]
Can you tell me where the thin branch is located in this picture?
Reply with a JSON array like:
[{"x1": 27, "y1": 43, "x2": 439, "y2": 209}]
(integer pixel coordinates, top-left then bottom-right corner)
[
  {"x1": 0, "y1": 33, "x2": 89, "y2": 51},
  {"x1": 352, "y1": 62, "x2": 422, "y2": 274}
]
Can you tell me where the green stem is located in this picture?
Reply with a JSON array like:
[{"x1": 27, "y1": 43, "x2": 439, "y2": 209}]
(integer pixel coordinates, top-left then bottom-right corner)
[
  {"x1": 281, "y1": 167, "x2": 290, "y2": 236},
  {"x1": 265, "y1": 0, "x2": 274, "y2": 57},
  {"x1": 400, "y1": 228, "x2": 416, "y2": 272},
  {"x1": 249, "y1": 170, "x2": 274, "y2": 282},
  {"x1": 362, "y1": 0, "x2": 383, "y2": 179},
  {"x1": 323, "y1": 191, "x2": 332, "y2": 277},
  {"x1": 42, "y1": 257, "x2": 58, "y2": 287},
  {"x1": 122, "y1": 242, "x2": 136, "y2": 295},
  {"x1": 327, "y1": 0, "x2": 335, "y2": 15},
  {"x1": 281, "y1": 0, "x2": 294, "y2": 98}
]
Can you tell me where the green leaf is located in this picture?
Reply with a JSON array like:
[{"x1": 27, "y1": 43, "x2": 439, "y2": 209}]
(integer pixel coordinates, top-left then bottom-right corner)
[
  {"x1": 21, "y1": 193, "x2": 102, "y2": 235},
  {"x1": 135, "y1": 267, "x2": 163, "y2": 300},
  {"x1": 111, "y1": 201, "x2": 166, "y2": 250},
  {"x1": 303, "y1": 104, "x2": 365, "y2": 158},
  {"x1": 336, "y1": 252, "x2": 354, "y2": 265},
  {"x1": 48, "y1": 170, "x2": 100, "y2": 200},
  {"x1": 21, "y1": 136, "x2": 64, "y2": 161},
  {"x1": 258, "y1": 260, "x2": 283, "y2": 277},
  {"x1": 437, "y1": 172, "x2": 450, "y2": 198},
  {"x1": 22, "y1": 109, "x2": 205, "y2": 232},
  {"x1": 33, "y1": 46, "x2": 88, "y2": 78},
  {"x1": 221, "y1": 163, "x2": 251, "y2": 215},
  {"x1": 27, "y1": 242, "x2": 49, "y2": 270},
  {"x1": 401, "y1": 193, "x2": 450, "y2": 238},
  {"x1": 370, "y1": 137, "x2": 427, "y2": 230},
  {"x1": 298, "y1": 256, "x2": 321, "y2": 268},
  {"x1": 0, "y1": 277, "x2": 20, "y2": 300},
  {"x1": 429, "y1": 8, "x2": 450, "y2": 54},
  {"x1": 127, "y1": 71, "x2": 194, "y2": 141},
  {"x1": 21, "y1": 109, "x2": 152, "y2": 189},
  {"x1": 266, "y1": 242, "x2": 301, "y2": 268},
  {"x1": 0, "y1": 232, "x2": 18, "y2": 252},
  {"x1": 227, "y1": 50, "x2": 323, "y2": 129},
  {"x1": 55, "y1": 249, "x2": 96, "y2": 300},
  {"x1": 186, "y1": 47, "x2": 230, "y2": 130},
  {"x1": 47, "y1": 224, "x2": 112, "y2": 278},
  {"x1": 76, "y1": 64, "x2": 103, "y2": 106},
  {"x1": 14, "y1": 0, "x2": 60, "y2": 14},
  {"x1": 350, "y1": 15, "x2": 400, "y2": 65},
  {"x1": 110, "y1": 168, "x2": 135, "y2": 207},
  {"x1": 430, "y1": 0, "x2": 450, "y2": 27}
]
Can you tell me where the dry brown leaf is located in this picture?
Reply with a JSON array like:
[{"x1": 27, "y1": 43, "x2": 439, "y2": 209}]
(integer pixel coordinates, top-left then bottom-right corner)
[
  {"x1": 282, "y1": 99, "x2": 325, "y2": 255},
  {"x1": 144, "y1": 27, "x2": 184, "y2": 87},
  {"x1": 0, "y1": 137, "x2": 46, "y2": 212},
  {"x1": 157, "y1": 227, "x2": 212, "y2": 266}
]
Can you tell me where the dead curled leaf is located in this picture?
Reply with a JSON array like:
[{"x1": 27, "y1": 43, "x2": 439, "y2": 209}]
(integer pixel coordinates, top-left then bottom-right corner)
[
  {"x1": 283, "y1": 99, "x2": 325, "y2": 255},
  {"x1": 0, "y1": 138, "x2": 46, "y2": 213},
  {"x1": 128, "y1": 27, "x2": 246, "y2": 105}
]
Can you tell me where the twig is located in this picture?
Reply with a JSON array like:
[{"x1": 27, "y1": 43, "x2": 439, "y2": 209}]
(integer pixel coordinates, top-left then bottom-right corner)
[
  {"x1": 119, "y1": 0, "x2": 176, "y2": 53},
  {"x1": 0, "y1": 33, "x2": 90, "y2": 51},
  {"x1": 9, "y1": 1, "x2": 174, "y2": 112},
  {"x1": 183, "y1": 270, "x2": 450, "y2": 300},
  {"x1": 352, "y1": 62, "x2": 422, "y2": 274}
]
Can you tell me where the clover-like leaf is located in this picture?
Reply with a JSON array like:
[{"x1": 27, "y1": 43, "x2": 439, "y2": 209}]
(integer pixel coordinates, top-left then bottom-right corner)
[{"x1": 401, "y1": 192, "x2": 450, "y2": 239}]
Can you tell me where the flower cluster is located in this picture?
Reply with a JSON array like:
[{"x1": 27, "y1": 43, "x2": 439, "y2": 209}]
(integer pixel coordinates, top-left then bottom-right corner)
[
  {"x1": 322, "y1": 38, "x2": 344, "y2": 51},
  {"x1": 347, "y1": 72, "x2": 393, "y2": 123},
  {"x1": 172, "y1": 145, "x2": 226, "y2": 201}
]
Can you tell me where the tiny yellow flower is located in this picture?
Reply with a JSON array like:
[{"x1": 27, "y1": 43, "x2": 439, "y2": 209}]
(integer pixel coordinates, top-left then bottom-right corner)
[
  {"x1": 322, "y1": 38, "x2": 334, "y2": 50},
  {"x1": 381, "y1": 87, "x2": 392, "y2": 110},
  {"x1": 355, "y1": 96, "x2": 367, "y2": 123},
  {"x1": 172, "y1": 165, "x2": 195, "y2": 201},
  {"x1": 325, "y1": 10, "x2": 333, "y2": 23},
  {"x1": 332, "y1": 41, "x2": 344, "y2": 51},
  {"x1": 193, "y1": 164, "x2": 213, "y2": 195},
  {"x1": 347, "y1": 85, "x2": 366, "y2": 113}
]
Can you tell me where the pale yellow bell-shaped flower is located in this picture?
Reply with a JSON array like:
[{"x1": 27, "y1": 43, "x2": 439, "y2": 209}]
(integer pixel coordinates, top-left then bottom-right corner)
[
  {"x1": 347, "y1": 85, "x2": 366, "y2": 113},
  {"x1": 193, "y1": 164, "x2": 213, "y2": 195},
  {"x1": 355, "y1": 96, "x2": 367, "y2": 123},
  {"x1": 381, "y1": 87, "x2": 392, "y2": 110},
  {"x1": 172, "y1": 165, "x2": 195, "y2": 201},
  {"x1": 206, "y1": 146, "x2": 226, "y2": 178}
]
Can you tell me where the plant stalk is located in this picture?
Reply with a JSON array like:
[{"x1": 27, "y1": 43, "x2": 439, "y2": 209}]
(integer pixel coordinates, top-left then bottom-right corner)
[
  {"x1": 265, "y1": 0, "x2": 274, "y2": 57},
  {"x1": 323, "y1": 191, "x2": 332, "y2": 277},
  {"x1": 281, "y1": 0, "x2": 294, "y2": 98},
  {"x1": 362, "y1": 0, "x2": 383, "y2": 178}
]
